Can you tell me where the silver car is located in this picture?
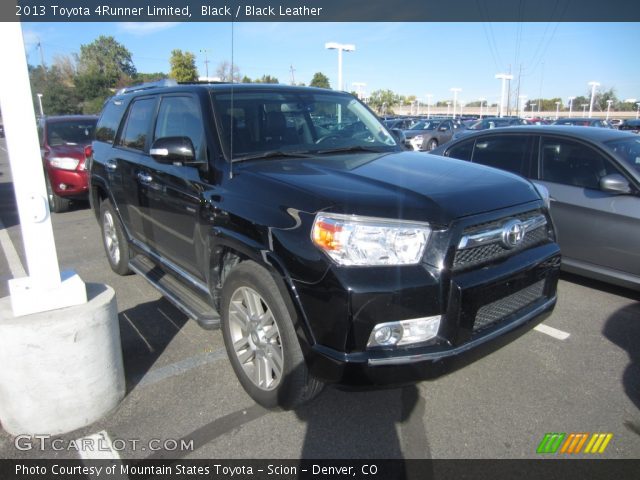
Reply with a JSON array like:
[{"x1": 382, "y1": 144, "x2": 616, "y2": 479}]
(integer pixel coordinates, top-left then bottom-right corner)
[{"x1": 429, "y1": 126, "x2": 640, "y2": 290}]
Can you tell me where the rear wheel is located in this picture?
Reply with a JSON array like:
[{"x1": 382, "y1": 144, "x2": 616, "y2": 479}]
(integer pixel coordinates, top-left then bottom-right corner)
[
  {"x1": 221, "y1": 261, "x2": 323, "y2": 409},
  {"x1": 100, "y1": 200, "x2": 131, "y2": 275},
  {"x1": 45, "y1": 175, "x2": 70, "y2": 213}
]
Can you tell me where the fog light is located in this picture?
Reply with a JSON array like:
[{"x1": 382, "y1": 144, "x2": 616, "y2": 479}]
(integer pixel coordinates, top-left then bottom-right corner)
[
  {"x1": 59, "y1": 183, "x2": 68, "y2": 190},
  {"x1": 367, "y1": 315, "x2": 441, "y2": 348}
]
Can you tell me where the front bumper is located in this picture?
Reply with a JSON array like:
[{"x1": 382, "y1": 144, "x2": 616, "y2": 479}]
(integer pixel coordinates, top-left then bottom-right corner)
[
  {"x1": 297, "y1": 243, "x2": 561, "y2": 386},
  {"x1": 47, "y1": 168, "x2": 89, "y2": 198}
]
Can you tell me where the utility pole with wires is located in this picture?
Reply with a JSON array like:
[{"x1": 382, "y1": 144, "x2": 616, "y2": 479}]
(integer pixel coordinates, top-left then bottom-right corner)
[
  {"x1": 37, "y1": 39, "x2": 46, "y2": 70},
  {"x1": 514, "y1": 64, "x2": 523, "y2": 117},
  {"x1": 200, "y1": 49, "x2": 210, "y2": 79},
  {"x1": 289, "y1": 65, "x2": 296, "y2": 85}
]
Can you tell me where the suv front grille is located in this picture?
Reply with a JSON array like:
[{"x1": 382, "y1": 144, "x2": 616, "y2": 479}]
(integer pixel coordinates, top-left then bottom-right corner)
[
  {"x1": 453, "y1": 210, "x2": 549, "y2": 271},
  {"x1": 473, "y1": 280, "x2": 546, "y2": 332}
]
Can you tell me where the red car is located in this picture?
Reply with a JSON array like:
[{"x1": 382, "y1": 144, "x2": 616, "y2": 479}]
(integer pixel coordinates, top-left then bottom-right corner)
[{"x1": 38, "y1": 115, "x2": 97, "y2": 212}]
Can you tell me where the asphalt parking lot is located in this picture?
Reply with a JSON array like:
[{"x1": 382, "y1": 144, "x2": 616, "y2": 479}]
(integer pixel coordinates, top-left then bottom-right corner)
[{"x1": 0, "y1": 137, "x2": 638, "y2": 460}]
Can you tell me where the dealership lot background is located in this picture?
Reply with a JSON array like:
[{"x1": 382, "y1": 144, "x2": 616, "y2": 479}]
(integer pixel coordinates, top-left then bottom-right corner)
[{"x1": 0, "y1": 137, "x2": 638, "y2": 459}]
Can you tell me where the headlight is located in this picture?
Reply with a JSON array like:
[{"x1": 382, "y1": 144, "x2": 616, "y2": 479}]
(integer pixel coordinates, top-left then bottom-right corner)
[
  {"x1": 50, "y1": 157, "x2": 80, "y2": 170},
  {"x1": 411, "y1": 135, "x2": 424, "y2": 143},
  {"x1": 312, "y1": 213, "x2": 431, "y2": 266}
]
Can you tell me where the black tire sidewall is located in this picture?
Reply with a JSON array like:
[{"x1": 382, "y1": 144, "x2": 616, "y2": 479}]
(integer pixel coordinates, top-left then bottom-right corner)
[
  {"x1": 221, "y1": 261, "x2": 308, "y2": 410},
  {"x1": 45, "y1": 175, "x2": 69, "y2": 213}
]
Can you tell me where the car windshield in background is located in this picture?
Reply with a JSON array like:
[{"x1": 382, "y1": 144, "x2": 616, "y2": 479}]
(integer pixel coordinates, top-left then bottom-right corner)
[
  {"x1": 212, "y1": 91, "x2": 397, "y2": 161},
  {"x1": 47, "y1": 120, "x2": 97, "y2": 146},
  {"x1": 409, "y1": 120, "x2": 439, "y2": 131},
  {"x1": 605, "y1": 137, "x2": 640, "y2": 173}
]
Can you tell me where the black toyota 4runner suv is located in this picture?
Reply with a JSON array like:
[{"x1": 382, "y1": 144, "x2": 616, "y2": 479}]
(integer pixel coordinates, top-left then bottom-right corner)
[{"x1": 90, "y1": 81, "x2": 561, "y2": 409}]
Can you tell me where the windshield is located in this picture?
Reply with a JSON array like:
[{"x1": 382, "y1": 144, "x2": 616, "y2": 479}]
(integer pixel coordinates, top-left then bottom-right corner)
[
  {"x1": 409, "y1": 120, "x2": 439, "y2": 131},
  {"x1": 211, "y1": 90, "x2": 397, "y2": 161},
  {"x1": 605, "y1": 137, "x2": 640, "y2": 174},
  {"x1": 47, "y1": 119, "x2": 97, "y2": 146}
]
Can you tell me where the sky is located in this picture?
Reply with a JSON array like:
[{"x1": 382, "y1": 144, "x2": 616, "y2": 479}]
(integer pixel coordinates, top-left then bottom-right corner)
[{"x1": 21, "y1": 22, "x2": 640, "y2": 106}]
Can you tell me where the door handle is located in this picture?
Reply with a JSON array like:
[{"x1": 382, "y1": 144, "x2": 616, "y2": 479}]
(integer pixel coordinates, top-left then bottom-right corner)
[
  {"x1": 137, "y1": 172, "x2": 153, "y2": 184},
  {"x1": 105, "y1": 159, "x2": 117, "y2": 171}
]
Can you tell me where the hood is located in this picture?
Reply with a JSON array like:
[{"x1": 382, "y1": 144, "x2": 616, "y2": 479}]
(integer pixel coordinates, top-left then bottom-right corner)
[{"x1": 238, "y1": 151, "x2": 540, "y2": 225}]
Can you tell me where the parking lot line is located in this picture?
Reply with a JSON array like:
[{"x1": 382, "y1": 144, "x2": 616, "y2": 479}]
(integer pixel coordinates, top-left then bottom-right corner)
[
  {"x1": 0, "y1": 144, "x2": 7, "y2": 152},
  {"x1": 534, "y1": 323, "x2": 571, "y2": 340},
  {"x1": 137, "y1": 348, "x2": 228, "y2": 388},
  {"x1": 121, "y1": 312, "x2": 155, "y2": 353},
  {"x1": 0, "y1": 218, "x2": 26, "y2": 278}
]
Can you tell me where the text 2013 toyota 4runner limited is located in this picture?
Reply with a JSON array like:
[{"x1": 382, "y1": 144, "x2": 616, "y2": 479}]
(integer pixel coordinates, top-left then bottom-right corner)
[{"x1": 90, "y1": 81, "x2": 561, "y2": 409}]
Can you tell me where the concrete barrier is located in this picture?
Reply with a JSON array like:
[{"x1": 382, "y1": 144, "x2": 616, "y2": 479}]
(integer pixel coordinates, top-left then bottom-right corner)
[{"x1": 0, "y1": 283, "x2": 125, "y2": 435}]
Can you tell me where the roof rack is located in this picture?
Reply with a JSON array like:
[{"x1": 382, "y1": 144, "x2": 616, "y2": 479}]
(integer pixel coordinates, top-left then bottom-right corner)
[
  {"x1": 177, "y1": 80, "x2": 228, "y2": 85},
  {"x1": 116, "y1": 79, "x2": 178, "y2": 95}
]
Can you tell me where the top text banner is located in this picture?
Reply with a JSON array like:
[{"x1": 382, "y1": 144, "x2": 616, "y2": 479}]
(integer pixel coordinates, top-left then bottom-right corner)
[{"x1": 3, "y1": 0, "x2": 640, "y2": 22}]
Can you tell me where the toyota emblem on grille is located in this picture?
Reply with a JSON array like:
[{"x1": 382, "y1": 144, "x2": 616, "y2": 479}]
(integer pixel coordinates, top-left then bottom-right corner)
[{"x1": 501, "y1": 219, "x2": 525, "y2": 249}]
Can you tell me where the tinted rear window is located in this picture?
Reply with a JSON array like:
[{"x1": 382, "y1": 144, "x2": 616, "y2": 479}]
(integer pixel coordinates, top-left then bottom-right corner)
[{"x1": 96, "y1": 99, "x2": 126, "y2": 143}]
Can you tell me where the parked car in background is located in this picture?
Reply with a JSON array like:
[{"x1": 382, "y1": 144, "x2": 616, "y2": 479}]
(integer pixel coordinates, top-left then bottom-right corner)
[
  {"x1": 430, "y1": 126, "x2": 640, "y2": 290},
  {"x1": 38, "y1": 115, "x2": 98, "y2": 212},
  {"x1": 383, "y1": 117, "x2": 418, "y2": 130},
  {"x1": 552, "y1": 117, "x2": 612, "y2": 128},
  {"x1": 608, "y1": 118, "x2": 624, "y2": 129},
  {"x1": 404, "y1": 118, "x2": 459, "y2": 151},
  {"x1": 619, "y1": 119, "x2": 640, "y2": 134},
  {"x1": 452, "y1": 117, "x2": 530, "y2": 140}
]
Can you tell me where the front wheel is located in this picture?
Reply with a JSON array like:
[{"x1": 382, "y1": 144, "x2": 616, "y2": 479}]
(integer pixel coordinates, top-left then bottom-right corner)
[
  {"x1": 100, "y1": 200, "x2": 131, "y2": 275},
  {"x1": 221, "y1": 261, "x2": 323, "y2": 409},
  {"x1": 427, "y1": 139, "x2": 438, "y2": 151},
  {"x1": 45, "y1": 175, "x2": 70, "y2": 213}
]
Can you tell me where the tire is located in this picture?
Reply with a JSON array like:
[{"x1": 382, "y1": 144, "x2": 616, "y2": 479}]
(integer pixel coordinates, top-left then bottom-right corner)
[
  {"x1": 99, "y1": 200, "x2": 131, "y2": 275},
  {"x1": 221, "y1": 261, "x2": 323, "y2": 409},
  {"x1": 427, "y1": 139, "x2": 438, "y2": 151},
  {"x1": 45, "y1": 175, "x2": 70, "y2": 213}
]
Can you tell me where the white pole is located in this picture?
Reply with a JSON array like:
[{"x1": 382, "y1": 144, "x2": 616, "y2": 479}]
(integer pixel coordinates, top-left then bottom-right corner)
[
  {"x1": 588, "y1": 81, "x2": 600, "y2": 118},
  {"x1": 555, "y1": 102, "x2": 560, "y2": 120},
  {"x1": 0, "y1": 22, "x2": 86, "y2": 316},
  {"x1": 606, "y1": 100, "x2": 613, "y2": 120},
  {"x1": 495, "y1": 74, "x2": 513, "y2": 118},
  {"x1": 426, "y1": 94, "x2": 433, "y2": 119},
  {"x1": 337, "y1": 48, "x2": 343, "y2": 91},
  {"x1": 450, "y1": 88, "x2": 461, "y2": 118},
  {"x1": 568, "y1": 96, "x2": 575, "y2": 118},
  {"x1": 36, "y1": 93, "x2": 44, "y2": 117}
]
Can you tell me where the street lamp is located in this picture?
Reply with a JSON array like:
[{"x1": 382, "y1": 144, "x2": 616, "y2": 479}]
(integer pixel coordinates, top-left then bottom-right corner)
[
  {"x1": 530, "y1": 103, "x2": 537, "y2": 117},
  {"x1": 479, "y1": 98, "x2": 486, "y2": 119},
  {"x1": 446, "y1": 101, "x2": 451, "y2": 117},
  {"x1": 581, "y1": 103, "x2": 588, "y2": 115},
  {"x1": 495, "y1": 73, "x2": 513, "y2": 117},
  {"x1": 587, "y1": 81, "x2": 600, "y2": 118},
  {"x1": 325, "y1": 42, "x2": 355, "y2": 92},
  {"x1": 36, "y1": 93, "x2": 44, "y2": 117},
  {"x1": 555, "y1": 101, "x2": 561, "y2": 120},
  {"x1": 568, "y1": 96, "x2": 576, "y2": 118},
  {"x1": 450, "y1": 87, "x2": 461, "y2": 118},
  {"x1": 426, "y1": 94, "x2": 433, "y2": 119},
  {"x1": 606, "y1": 99, "x2": 613, "y2": 120},
  {"x1": 637, "y1": 103, "x2": 640, "y2": 120}
]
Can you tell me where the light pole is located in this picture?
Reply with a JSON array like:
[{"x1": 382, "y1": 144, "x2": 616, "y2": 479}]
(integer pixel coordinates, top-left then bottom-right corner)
[
  {"x1": 478, "y1": 98, "x2": 486, "y2": 118},
  {"x1": 352, "y1": 82, "x2": 366, "y2": 100},
  {"x1": 325, "y1": 42, "x2": 355, "y2": 92},
  {"x1": 530, "y1": 103, "x2": 537, "y2": 117},
  {"x1": 518, "y1": 95, "x2": 527, "y2": 118},
  {"x1": 555, "y1": 101, "x2": 561, "y2": 120},
  {"x1": 446, "y1": 102, "x2": 451, "y2": 117},
  {"x1": 606, "y1": 99, "x2": 613, "y2": 120},
  {"x1": 581, "y1": 103, "x2": 588, "y2": 115},
  {"x1": 426, "y1": 94, "x2": 433, "y2": 118},
  {"x1": 450, "y1": 87, "x2": 461, "y2": 118},
  {"x1": 637, "y1": 103, "x2": 640, "y2": 120},
  {"x1": 495, "y1": 73, "x2": 514, "y2": 117},
  {"x1": 568, "y1": 96, "x2": 575, "y2": 118},
  {"x1": 36, "y1": 93, "x2": 44, "y2": 117},
  {"x1": 588, "y1": 81, "x2": 600, "y2": 118}
]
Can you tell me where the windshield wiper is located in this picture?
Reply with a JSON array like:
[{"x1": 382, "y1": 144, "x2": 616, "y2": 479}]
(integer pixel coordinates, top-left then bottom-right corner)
[
  {"x1": 232, "y1": 150, "x2": 313, "y2": 163},
  {"x1": 316, "y1": 145, "x2": 388, "y2": 155}
]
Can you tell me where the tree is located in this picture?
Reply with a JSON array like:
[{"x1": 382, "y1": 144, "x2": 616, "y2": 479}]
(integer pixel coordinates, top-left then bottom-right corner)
[
  {"x1": 169, "y1": 49, "x2": 198, "y2": 82},
  {"x1": 77, "y1": 36, "x2": 136, "y2": 87},
  {"x1": 215, "y1": 61, "x2": 241, "y2": 83},
  {"x1": 29, "y1": 65, "x2": 81, "y2": 115},
  {"x1": 136, "y1": 72, "x2": 169, "y2": 83},
  {"x1": 254, "y1": 74, "x2": 279, "y2": 84},
  {"x1": 241, "y1": 75, "x2": 253, "y2": 83},
  {"x1": 368, "y1": 89, "x2": 400, "y2": 114},
  {"x1": 310, "y1": 72, "x2": 330, "y2": 89}
]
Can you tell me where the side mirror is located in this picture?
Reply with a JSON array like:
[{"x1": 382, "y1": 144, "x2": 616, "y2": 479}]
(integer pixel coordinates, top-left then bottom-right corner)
[
  {"x1": 600, "y1": 173, "x2": 632, "y2": 194},
  {"x1": 390, "y1": 128, "x2": 406, "y2": 144},
  {"x1": 150, "y1": 137, "x2": 202, "y2": 166}
]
